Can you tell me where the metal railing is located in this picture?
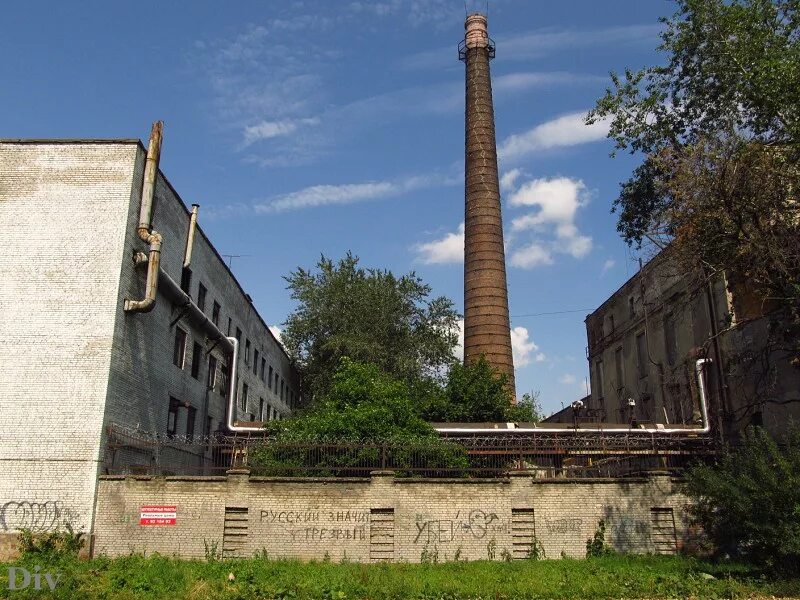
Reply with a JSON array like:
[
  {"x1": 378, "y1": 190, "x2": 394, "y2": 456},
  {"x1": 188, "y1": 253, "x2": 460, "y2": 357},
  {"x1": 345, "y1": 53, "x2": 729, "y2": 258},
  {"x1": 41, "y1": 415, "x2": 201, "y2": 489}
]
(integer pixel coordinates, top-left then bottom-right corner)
[{"x1": 102, "y1": 423, "x2": 717, "y2": 479}]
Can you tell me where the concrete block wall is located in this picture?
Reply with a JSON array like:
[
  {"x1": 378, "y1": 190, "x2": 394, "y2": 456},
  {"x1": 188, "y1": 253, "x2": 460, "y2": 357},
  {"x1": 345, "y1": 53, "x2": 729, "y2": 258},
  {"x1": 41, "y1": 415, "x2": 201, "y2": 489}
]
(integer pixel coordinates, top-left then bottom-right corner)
[
  {"x1": 93, "y1": 472, "x2": 692, "y2": 562},
  {"x1": 0, "y1": 142, "x2": 140, "y2": 536}
]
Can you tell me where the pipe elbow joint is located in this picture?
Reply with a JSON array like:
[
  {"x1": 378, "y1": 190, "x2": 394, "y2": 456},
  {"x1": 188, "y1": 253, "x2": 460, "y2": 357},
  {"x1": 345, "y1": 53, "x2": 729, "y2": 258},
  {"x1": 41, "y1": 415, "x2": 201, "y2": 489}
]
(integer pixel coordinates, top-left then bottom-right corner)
[{"x1": 124, "y1": 297, "x2": 156, "y2": 313}]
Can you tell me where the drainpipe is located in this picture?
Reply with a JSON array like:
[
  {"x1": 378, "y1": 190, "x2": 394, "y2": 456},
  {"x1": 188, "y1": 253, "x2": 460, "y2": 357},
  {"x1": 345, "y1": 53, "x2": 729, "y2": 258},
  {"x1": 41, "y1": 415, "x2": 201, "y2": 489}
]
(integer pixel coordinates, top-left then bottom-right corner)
[
  {"x1": 434, "y1": 358, "x2": 713, "y2": 435},
  {"x1": 124, "y1": 121, "x2": 164, "y2": 313},
  {"x1": 184, "y1": 204, "x2": 199, "y2": 268},
  {"x1": 224, "y1": 336, "x2": 263, "y2": 432}
]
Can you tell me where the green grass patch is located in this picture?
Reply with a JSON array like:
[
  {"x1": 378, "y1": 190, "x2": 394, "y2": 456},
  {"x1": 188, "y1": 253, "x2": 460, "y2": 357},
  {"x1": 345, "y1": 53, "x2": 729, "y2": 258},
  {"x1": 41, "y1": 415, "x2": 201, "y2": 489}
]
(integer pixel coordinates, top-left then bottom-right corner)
[{"x1": 1, "y1": 553, "x2": 798, "y2": 599}]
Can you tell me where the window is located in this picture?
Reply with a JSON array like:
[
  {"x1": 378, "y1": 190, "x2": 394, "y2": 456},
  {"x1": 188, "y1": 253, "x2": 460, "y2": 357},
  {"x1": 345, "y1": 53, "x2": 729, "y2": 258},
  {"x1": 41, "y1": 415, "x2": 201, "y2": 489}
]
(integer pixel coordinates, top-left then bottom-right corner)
[
  {"x1": 268, "y1": 366, "x2": 273, "y2": 390},
  {"x1": 245, "y1": 339, "x2": 251, "y2": 365},
  {"x1": 197, "y1": 282, "x2": 207, "y2": 311},
  {"x1": 266, "y1": 403, "x2": 272, "y2": 421},
  {"x1": 191, "y1": 341, "x2": 202, "y2": 379},
  {"x1": 208, "y1": 355, "x2": 218, "y2": 390},
  {"x1": 595, "y1": 360, "x2": 604, "y2": 400},
  {"x1": 628, "y1": 296, "x2": 636, "y2": 318},
  {"x1": 212, "y1": 301, "x2": 221, "y2": 326},
  {"x1": 609, "y1": 314, "x2": 615, "y2": 334},
  {"x1": 186, "y1": 406, "x2": 196, "y2": 441},
  {"x1": 614, "y1": 347, "x2": 624, "y2": 392},
  {"x1": 259, "y1": 398, "x2": 264, "y2": 421},
  {"x1": 173, "y1": 328, "x2": 187, "y2": 368},
  {"x1": 227, "y1": 317, "x2": 232, "y2": 336},
  {"x1": 280, "y1": 379, "x2": 284, "y2": 402},
  {"x1": 167, "y1": 397, "x2": 180, "y2": 438},
  {"x1": 235, "y1": 327, "x2": 242, "y2": 345},
  {"x1": 220, "y1": 362, "x2": 229, "y2": 396},
  {"x1": 240, "y1": 383, "x2": 248, "y2": 410},
  {"x1": 253, "y1": 349, "x2": 259, "y2": 375},
  {"x1": 180, "y1": 267, "x2": 192, "y2": 293},
  {"x1": 663, "y1": 313, "x2": 677, "y2": 366},
  {"x1": 636, "y1": 332, "x2": 649, "y2": 378},
  {"x1": 260, "y1": 358, "x2": 266, "y2": 382}
]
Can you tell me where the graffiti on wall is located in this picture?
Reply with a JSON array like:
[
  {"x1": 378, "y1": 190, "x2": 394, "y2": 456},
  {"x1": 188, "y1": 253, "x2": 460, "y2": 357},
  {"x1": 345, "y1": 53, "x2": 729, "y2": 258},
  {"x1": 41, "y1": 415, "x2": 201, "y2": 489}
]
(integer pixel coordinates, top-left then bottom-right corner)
[
  {"x1": 543, "y1": 517, "x2": 583, "y2": 534},
  {"x1": 260, "y1": 508, "x2": 369, "y2": 544},
  {"x1": 413, "y1": 510, "x2": 506, "y2": 544},
  {"x1": 0, "y1": 501, "x2": 78, "y2": 532}
]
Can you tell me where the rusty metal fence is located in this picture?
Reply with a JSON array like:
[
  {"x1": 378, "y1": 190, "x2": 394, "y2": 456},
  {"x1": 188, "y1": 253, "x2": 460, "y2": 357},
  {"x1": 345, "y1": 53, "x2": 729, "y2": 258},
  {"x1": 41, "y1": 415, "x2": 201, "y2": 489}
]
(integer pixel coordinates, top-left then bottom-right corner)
[{"x1": 102, "y1": 423, "x2": 717, "y2": 479}]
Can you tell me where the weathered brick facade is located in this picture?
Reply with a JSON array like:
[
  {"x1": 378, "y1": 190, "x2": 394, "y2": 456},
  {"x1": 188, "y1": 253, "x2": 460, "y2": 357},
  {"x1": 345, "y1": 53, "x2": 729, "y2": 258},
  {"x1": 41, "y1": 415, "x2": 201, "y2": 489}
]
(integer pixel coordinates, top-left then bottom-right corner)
[{"x1": 93, "y1": 472, "x2": 693, "y2": 561}]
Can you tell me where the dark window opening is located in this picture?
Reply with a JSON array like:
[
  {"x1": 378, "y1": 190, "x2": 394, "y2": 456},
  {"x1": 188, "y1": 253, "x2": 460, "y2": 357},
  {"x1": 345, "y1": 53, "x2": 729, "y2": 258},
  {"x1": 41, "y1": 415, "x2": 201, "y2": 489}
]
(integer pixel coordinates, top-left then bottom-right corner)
[
  {"x1": 191, "y1": 341, "x2": 202, "y2": 379},
  {"x1": 180, "y1": 267, "x2": 192, "y2": 294},
  {"x1": 636, "y1": 332, "x2": 648, "y2": 378},
  {"x1": 240, "y1": 383, "x2": 248, "y2": 410},
  {"x1": 663, "y1": 313, "x2": 677, "y2": 366},
  {"x1": 212, "y1": 301, "x2": 221, "y2": 326},
  {"x1": 245, "y1": 339, "x2": 251, "y2": 365},
  {"x1": 208, "y1": 355, "x2": 218, "y2": 390},
  {"x1": 253, "y1": 349, "x2": 259, "y2": 375},
  {"x1": 173, "y1": 328, "x2": 187, "y2": 368},
  {"x1": 167, "y1": 397, "x2": 180, "y2": 438},
  {"x1": 197, "y1": 282, "x2": 207, "y2": 311},
  {"x1": 260, "y1": 358, "x2": 266, "y2": 382}
]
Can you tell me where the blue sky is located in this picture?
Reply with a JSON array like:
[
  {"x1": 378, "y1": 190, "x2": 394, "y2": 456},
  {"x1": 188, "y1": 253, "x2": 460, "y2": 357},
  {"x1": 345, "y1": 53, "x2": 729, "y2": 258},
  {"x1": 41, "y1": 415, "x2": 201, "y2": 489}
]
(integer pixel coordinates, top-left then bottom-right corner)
[{"x1": 2, "y1": 0, "x2": 668, "y2": 415}]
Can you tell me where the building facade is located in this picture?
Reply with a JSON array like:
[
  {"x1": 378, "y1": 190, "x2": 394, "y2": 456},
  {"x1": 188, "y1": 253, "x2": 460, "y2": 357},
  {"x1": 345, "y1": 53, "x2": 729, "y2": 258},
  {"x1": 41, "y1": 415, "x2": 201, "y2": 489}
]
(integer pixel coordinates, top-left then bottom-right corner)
[
  {"x1": 0, "y1": 138, "x2": 300, "y2": 541},
  {"x1": 583, "y1": 249, "x2": 799, "y2": 440}
]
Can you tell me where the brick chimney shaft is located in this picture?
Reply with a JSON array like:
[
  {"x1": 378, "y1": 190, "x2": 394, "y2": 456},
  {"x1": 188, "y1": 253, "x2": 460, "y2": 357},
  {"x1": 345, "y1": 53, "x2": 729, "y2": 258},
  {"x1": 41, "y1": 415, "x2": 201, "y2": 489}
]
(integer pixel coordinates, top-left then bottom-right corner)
[{"x1": 461, "y1": 13, "x2": 516, "y2": 396}]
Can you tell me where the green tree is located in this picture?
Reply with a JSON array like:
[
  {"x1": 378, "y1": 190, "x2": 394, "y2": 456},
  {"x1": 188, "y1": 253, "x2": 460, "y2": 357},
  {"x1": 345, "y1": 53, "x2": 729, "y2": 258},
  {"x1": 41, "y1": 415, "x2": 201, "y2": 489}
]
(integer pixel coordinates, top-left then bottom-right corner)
[
  {"x1": 588, "y1": 0, "x2": 800, "y2": 357},
  {"x1": 282, "y1": 253, "x2": 460, "y2": 400},
  {"x1": 684, "y1": 427, "x2": 800, "y2": 574}
]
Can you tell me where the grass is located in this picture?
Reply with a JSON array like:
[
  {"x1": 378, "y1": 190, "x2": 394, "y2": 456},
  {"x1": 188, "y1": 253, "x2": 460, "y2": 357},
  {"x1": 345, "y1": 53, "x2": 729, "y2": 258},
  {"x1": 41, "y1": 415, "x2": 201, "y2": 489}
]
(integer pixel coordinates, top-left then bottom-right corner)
[{"x1": 1, "y1": 553, "x2": 799, "y2": 599}]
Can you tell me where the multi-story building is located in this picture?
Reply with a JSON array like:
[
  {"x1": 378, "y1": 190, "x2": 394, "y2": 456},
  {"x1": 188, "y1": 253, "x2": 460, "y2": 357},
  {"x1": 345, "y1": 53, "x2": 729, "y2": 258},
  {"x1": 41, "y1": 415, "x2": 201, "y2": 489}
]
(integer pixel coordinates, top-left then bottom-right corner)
[
  {"x1": 0, "y1": 129, "x2": 300, "y2": 544},
  {"x1": 582, "y1": 248, "x2": 799, "y2": 440}
]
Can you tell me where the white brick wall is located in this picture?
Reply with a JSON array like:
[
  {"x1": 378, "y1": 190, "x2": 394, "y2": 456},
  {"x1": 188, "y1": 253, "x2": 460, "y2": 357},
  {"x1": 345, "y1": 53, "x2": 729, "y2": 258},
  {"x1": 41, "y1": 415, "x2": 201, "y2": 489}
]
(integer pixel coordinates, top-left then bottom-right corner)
[{"x1": 0, "y1": 142, "x2": 140, "y2": 533}]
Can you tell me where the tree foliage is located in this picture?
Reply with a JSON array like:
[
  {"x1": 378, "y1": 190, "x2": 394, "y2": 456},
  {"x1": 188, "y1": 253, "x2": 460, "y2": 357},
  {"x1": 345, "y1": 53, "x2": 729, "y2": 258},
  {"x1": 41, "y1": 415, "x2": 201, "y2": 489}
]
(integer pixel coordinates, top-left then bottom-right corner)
[
  {"x1": 684, "y1": 427, "x2": 800, "y2": 574},
  {"x1": 282, "y1": 253, "x2": 460, "y2": 399},
  {"x1": 588, "y1": 0, "x2": 800, "y2": 356}
]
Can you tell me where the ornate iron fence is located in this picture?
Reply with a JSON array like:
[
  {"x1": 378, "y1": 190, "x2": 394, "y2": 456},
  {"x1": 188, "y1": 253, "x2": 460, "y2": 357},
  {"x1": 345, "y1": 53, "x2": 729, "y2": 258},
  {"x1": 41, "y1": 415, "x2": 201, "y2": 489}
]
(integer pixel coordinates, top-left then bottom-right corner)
[{"x1": 102, "y1": 423, "x2": 717, "y2": 479}]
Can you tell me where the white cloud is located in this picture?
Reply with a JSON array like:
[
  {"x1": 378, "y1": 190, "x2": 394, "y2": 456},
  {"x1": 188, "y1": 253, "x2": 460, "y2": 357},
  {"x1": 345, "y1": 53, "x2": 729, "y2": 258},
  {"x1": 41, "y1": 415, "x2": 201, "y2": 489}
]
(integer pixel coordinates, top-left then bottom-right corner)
[
  {"x1": 601, "y1": 258, "x2": 616, "y2": 275},
  {"x1": 242, "y1": 117, "x2": 320, "y2": 146},
  {"x1": 453, "y1": 320, "x2": 543, "y2": 370},
  {"x1": 498, "y1": 111, "x2": 610, "y2": 161},
  {"x1": 492, "y1": 71, "x2": 605, "y2": 94},
  {"x1": 510, "y1": 243, "x2": 554, "y2": 269},
  {"x1": 508, "y1": 177, "x2": 594, "y2": 267},
  {"x1": 509, "y1": 177, "x2": 588, "y2": 227},
  {"x1": 257, "y1": 172, "x2": 458, "y2": 213},
  {"x1": 414, "y1": 223, "x2": 464, "y2": 264},
  {"x1": 500, "y1": 168, "x2": 524, "y2": 194},
  {"x1": 511, "y1": 326, "x2": 539, "y2": 368}
]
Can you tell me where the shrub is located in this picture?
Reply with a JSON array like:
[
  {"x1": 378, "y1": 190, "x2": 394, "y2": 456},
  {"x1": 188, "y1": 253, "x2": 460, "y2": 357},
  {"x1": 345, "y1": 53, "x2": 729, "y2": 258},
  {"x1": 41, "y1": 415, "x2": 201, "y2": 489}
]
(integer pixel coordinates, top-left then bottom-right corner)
[
  {"x1": 684, "y1": 426, "x2": 800, "y2": 574},
  {"x1": 586, "y1": 519, "x2": 613, "y2": 558},
  {"x1": 18, "y1": 523, "x2": 84, "y2": 559}
]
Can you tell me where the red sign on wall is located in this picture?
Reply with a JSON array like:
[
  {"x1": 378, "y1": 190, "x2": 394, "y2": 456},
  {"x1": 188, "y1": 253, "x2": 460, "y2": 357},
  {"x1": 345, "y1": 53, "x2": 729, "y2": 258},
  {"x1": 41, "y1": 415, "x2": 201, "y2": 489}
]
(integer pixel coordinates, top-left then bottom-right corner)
[{"x1": 139, "y1": 505, "x2": 177, "y2": 526}]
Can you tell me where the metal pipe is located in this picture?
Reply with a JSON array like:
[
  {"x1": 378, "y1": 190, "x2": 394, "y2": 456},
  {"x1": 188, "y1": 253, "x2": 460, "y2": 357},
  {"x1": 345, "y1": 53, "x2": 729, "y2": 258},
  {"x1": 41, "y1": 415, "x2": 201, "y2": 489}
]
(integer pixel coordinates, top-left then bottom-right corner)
[
  {"x1": 125, "y1": 121, "x2": 165, "y2": 313},
  {"x1": 224, "y1": 337, "x2": 262, "y2": 432},
  {"x1": 434, "y1": 358, "x2": 713, "y2": 435},
  {"x1": 184, "y1": 204, "x2": 199, "y2": 268}
]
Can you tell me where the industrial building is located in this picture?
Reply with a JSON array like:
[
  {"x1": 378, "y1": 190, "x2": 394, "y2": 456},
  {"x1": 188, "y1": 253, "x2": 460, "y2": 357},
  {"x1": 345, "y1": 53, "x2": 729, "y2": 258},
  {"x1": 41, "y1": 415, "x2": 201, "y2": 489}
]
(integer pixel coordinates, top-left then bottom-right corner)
[
  {"x1": 581, "y1": 248, "x2": 800, "y2": 440},
  {"x1": 0, "y1": 130, "x2": 300, "y2": 543}
]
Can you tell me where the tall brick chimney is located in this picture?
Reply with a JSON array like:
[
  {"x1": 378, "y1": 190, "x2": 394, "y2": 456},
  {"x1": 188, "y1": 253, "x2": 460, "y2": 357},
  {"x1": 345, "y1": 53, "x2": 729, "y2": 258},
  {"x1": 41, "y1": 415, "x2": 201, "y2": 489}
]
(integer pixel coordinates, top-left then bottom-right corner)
[{"x1": 460, "y1": 13, "x2": 516, "y2": 397}]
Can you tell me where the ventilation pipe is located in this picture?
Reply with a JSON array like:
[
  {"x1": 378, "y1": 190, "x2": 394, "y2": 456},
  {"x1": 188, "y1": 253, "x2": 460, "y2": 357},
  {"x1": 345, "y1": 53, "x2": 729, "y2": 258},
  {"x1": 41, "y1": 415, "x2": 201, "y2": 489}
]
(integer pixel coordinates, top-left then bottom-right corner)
[
  {"x1": 184, "y1": 204, "x2": 199, "y2": 268},
  {"x1": 434, "y1": 358, "x2": 713, "y2": 435},
  {"x1": 124, "y1": 121, "x2": 164, "y2": 313}
]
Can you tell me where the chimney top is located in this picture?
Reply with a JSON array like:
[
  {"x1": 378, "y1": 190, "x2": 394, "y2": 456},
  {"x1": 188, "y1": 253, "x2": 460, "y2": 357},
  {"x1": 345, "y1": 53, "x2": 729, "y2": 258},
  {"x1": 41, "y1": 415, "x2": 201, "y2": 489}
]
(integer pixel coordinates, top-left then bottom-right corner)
[{"x1": 464, "y1": 13, "x2": 489, "y2": 50}]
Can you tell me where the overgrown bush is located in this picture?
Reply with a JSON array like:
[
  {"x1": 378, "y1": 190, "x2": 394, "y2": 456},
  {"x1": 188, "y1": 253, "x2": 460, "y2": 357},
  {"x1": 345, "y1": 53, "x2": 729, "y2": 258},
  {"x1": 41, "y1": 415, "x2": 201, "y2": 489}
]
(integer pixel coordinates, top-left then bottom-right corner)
[
  {"x1": 684, "y1": 426, "x2": 800, "y2": 574},
  {"x1": 586, "y1": 519, "x2": 614, "y2": 558},
  {"x1": 18, "y1": 523, "x2": 84, "y2": 559},
  {"x1": 249, "y1": 360, "x2": 468, "y2": 476}
]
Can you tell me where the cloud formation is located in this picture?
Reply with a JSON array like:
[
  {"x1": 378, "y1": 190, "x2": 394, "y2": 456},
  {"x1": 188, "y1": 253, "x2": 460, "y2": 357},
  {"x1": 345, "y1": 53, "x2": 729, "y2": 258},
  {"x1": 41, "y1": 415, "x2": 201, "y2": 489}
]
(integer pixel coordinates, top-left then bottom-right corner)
[
  {"x1": 498, "y1": 111, "x2": 610, "y2": 161},
  {"x1": 242, "y1": 117, "x2": 320, "y2": 146},
  {"x1": 257, "y1": 172, "x2": 458, "y2": 213},
  {"x1": 507, "y1": 176, "x2": 593, "y2": 268},
  {"x1": 414, "y1": 223, "x2": 464, "y2": 264}
]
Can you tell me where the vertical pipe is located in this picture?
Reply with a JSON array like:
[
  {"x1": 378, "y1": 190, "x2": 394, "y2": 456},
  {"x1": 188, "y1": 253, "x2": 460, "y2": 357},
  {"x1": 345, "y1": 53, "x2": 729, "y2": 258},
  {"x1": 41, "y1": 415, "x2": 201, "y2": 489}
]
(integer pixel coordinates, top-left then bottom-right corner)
[
  {"x1": 184, "y1": 204, "x2": 199, "y2": 268},
  {"x1": 125, "y1": 121, "x2": 165, "y2": 313}
]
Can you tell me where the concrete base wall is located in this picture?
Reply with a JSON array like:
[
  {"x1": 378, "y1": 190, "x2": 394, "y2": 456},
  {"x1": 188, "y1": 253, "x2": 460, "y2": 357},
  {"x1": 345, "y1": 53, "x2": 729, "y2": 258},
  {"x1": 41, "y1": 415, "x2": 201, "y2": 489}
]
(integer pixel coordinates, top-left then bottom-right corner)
[{"x1": 93, "y1": 471, "x2": 694, "y2": 562}]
